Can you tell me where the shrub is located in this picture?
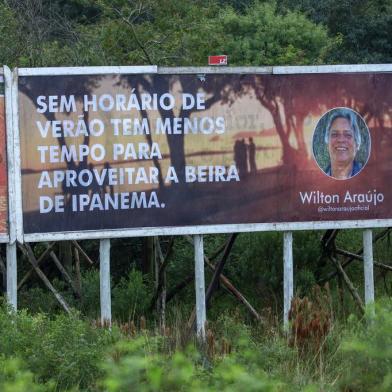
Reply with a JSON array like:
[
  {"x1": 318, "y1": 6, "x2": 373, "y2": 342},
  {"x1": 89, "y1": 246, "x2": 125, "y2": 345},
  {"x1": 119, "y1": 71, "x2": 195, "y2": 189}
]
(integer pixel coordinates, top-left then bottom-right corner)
[
  {"x1": 18, "y1": 286, "x2": 61, "y2": 314},
  {"x1": 102, "y1": 337, "x2": 200, "y2": 391},
  {"x1": 112, "y1": 269, "x2": 152, "y2": 322},
  {"x1": 0, "y1": 356, "x2": 50, "y2": 392},
  {"x1": 0, "y1": 304, "x2": 118, "y2": 390},
  {"x1": 79, "y1": 269, "x2": 101, "y2": 319},
  {"x1": 101, "y1": 336, "x2": 285, "y2": 392},
  {"x1": 339, "y1": 300, "x2": 392, "y2": 391}
]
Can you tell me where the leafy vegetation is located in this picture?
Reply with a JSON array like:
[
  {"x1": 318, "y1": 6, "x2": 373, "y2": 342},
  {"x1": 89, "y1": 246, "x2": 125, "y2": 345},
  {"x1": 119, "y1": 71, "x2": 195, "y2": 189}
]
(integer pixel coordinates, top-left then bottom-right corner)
[{"x1": 0, "y1": 299, "x2": 390, "y2": 391}]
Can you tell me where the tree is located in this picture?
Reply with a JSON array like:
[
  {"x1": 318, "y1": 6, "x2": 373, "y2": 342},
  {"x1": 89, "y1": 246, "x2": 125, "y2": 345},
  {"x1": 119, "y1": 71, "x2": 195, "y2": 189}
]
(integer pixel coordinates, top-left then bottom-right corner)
[
  {"x1": 0, "y1": 0, "x2": 106, "y2": 67},
  {"x1": 216, "y1": 2, "x2": 332, "y2": 66},
  {"x1": 279, "y1": 0, "x2": 392, "y2": 64}
]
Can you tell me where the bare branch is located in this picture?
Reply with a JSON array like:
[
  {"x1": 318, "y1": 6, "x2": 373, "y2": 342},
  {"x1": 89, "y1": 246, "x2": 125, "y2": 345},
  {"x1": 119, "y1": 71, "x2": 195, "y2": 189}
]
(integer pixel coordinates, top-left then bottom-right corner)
[{"x1": 111, "y1": 5, "x2": 154, "y2": 64}]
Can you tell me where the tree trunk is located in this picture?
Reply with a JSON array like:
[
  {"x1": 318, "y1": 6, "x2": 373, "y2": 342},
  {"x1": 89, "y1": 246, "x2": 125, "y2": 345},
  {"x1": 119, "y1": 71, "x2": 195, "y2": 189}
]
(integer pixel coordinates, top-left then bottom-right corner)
[
  {"x1": 142, "y1": 237, "x2": 154, "y2": 275},
  {"x1": 59, "y1": 241, "x2": 73, "y2": 276}
]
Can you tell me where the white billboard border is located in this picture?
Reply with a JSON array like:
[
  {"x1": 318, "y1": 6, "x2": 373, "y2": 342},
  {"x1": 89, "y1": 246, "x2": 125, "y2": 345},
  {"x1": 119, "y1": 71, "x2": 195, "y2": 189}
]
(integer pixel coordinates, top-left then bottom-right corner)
[
  {"x1": 3, "y1": 66, "x2": 17, "y2": 309},
  {"x1": 22, "y1": 218, "x2": 392, "y2": 242},
  {"x1": 0, "y1": 67, "x2": 11, "y2": 243},
  {"x1": 12, "y1": 68, "x2": 23, "y2": 244},
  {"x1": 13, "y1": 64, "x2": 392, "y2": 243}
]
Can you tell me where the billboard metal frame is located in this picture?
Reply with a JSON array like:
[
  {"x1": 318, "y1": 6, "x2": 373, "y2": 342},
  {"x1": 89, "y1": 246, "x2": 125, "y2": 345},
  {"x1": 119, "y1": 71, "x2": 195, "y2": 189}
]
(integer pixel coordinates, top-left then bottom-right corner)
[
  {"x1": 0, "y1": 66, "x2": 15, "y2": 244},
  {"x1": 12, "y1": 64, "x2": 392, "y2": 243},
  {"x1": 0, "y1": 69, "x2": 7, "y2": 243}
]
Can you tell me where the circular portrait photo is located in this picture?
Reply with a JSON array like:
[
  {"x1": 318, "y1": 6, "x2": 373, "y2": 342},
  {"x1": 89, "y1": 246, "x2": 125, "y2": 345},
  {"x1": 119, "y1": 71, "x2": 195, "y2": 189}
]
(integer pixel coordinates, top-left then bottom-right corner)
[{"x1": 312, "y1": 107, "x2": 371, "y2": 180}]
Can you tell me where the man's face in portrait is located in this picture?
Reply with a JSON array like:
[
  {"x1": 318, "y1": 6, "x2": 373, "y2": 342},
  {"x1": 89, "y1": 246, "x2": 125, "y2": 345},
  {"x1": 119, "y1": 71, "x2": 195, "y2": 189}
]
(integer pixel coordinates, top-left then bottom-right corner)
[{"x1": 328, "y1": 117, "x2": 357, "y2": 166}]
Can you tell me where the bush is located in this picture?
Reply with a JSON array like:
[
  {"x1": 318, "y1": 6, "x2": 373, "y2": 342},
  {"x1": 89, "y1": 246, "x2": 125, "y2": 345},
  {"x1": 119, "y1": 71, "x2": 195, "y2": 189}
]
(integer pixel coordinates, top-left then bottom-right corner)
[
  {"x1": 112, "y1": 269, "x2": 152, "y2": 322},
  {"x1": 339, "y1": 301, "x2": 392, "y2": 391},
  {"x1": 0, "y1": 304, "x2": 118, "y2": 390},
  {"x1": 19, "y1": 286, "x2": 62, "y2": 314},
  {"x1": 0, "y1": 356, "x2": 50, "y2": 392},
  {"x1": 101, "y1": 336, "x2": 285, "y2": 392},
  {"x1": 79, "y1": 269, "x2": 101, "y2": 319}
]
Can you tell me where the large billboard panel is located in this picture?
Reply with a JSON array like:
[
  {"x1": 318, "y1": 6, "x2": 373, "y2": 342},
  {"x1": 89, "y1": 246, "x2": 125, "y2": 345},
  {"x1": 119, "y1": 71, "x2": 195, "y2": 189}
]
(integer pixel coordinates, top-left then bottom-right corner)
[{"x1": 17, "y1": 69, "x2": 392, "y2": 238}]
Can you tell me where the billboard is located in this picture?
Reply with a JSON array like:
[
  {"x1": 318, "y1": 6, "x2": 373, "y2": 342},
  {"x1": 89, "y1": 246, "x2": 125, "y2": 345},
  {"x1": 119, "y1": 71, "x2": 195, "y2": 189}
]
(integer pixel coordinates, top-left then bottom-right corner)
[
  {"x1": 16, "y1": 67, "x2": 392, "y2": 239},
  {"x1": 0, "y1": 74, "x2": 8, "y2": 238}
]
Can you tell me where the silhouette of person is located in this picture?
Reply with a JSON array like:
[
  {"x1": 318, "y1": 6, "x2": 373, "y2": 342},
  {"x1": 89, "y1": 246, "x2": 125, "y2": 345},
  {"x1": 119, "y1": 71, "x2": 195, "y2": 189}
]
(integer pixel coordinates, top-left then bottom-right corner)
[
  {"x1": 239, "y1": 139, "x2": 248, "y2": 178},
  {"x1": 234, "y1": 139, "x2": 241, "y2": 173},
  {"x1": 234, "y1": 138, "x2": 249, "y2": 178},
  {"x1": 88, "y1": 163, "x2": 101, "y2": 197},
  {"x1": 248, "y1": 137, "x2": 257, "y2": 174},
  {"x1": 102, "y1": 162, "x2": 114, "y2": 198}
]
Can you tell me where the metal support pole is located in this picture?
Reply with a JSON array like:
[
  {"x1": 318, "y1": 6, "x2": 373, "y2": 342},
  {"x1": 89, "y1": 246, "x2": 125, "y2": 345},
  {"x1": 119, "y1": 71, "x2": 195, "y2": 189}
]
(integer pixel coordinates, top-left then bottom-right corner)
[
  {"x1": 100, "y1": 239, "x2": 111, "y2": 326},
  {"x1": 363, "y1": 229, "x2": 375, "y2": 305},
  {"x1": 6, "y1": 243, "x2": 17, "y2": 310},
  {"x1": 4, "y1": 66, "x2": 18, "y2": 311},
  {"x1": 283, "y1": 231, "x2": 293, "y2": 328},
  {"x1": 194, "y1": 234, "x2": 206, "y2": 341}
]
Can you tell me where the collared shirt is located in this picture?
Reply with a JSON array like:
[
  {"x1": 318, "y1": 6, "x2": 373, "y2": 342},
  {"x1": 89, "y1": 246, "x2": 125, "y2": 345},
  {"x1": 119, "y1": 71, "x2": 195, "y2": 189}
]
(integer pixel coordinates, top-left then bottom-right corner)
[{"x1": 325, "y1": 160, "x2": 362, "y2": 178}]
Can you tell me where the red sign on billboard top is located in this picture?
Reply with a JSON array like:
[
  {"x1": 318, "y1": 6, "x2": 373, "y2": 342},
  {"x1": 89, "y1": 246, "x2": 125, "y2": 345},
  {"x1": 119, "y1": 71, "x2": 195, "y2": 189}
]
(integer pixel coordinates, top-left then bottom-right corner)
[{"x1": 208, "y1": 55, "x2": 227, "y2": 65}]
